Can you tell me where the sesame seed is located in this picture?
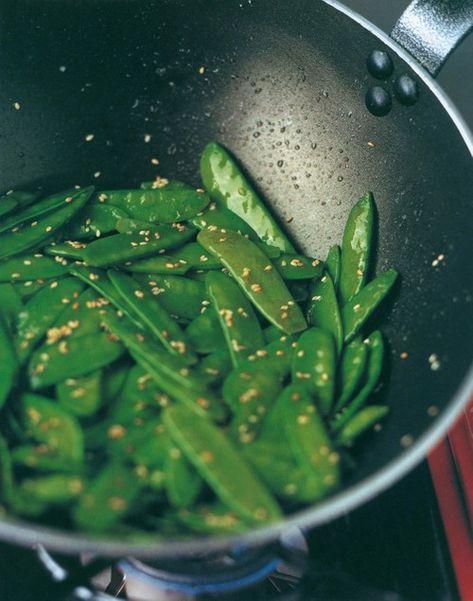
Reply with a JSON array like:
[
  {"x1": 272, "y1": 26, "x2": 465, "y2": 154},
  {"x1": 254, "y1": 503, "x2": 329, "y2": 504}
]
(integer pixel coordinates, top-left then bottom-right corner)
[
  {"x1": 134, "y1": 289, "x2": 145, "y2": 298},
  {"x1": 400, "y1": 434, "x2": 414, "y2": 448},
  {"x1": 297, "y1": 414, "x2": 309, "y2": 425},
  {"x1": 353, "y1": 303, "x2": 361, "y2": 312},
  {"x1": 198, "y1": 66, "x2": 205, "y2": 74},
  {"x1": 85, "y1": 133, "x2": 95, "y2": 142},
  {"x1": 250, "y1": 283, "x2": 262, "y2": 293},
  {"x1": 108, "y1": 496, "x2": 127, "y2": 511},
  {"x1": 93, "y1": 171, "x2": 101, "y2": 178},
  {"x1": 13, "y1": 102, "x2": 21, "y2": 110},
  {"x1": 367, "y1": 140, "x2": 376, "y2": 148},
  {"x1": 400, "y1": 351, "x2": 409, "y2": 359},
  {"x1": 144, "y1": 133, "x2": 152, "y2": 143},
  {"x1": 151, "y1": 157, "x2": 160, "y2": 165}
]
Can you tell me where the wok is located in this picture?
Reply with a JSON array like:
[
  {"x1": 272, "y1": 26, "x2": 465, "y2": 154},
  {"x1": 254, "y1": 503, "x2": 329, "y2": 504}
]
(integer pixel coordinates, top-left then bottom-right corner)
[{"x1": 0, "y1": 0, "x2": 472, "y2": 564}]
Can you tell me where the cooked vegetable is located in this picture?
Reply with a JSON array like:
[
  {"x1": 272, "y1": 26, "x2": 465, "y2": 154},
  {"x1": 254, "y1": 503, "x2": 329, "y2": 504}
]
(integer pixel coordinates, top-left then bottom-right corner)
[{"x1": 0, "y1": 145, "x2": 397, "y2": 536}]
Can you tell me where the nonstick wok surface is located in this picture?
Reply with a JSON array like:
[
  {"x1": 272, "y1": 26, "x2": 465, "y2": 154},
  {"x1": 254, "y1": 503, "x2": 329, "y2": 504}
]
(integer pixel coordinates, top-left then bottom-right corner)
[{"x1": 0, "y1": 0, "x2": 471, "y2": 556}]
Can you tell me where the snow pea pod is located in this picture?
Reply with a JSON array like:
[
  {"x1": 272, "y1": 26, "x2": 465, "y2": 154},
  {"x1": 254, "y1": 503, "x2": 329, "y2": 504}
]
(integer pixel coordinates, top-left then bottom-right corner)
[
  {"x1": 331, "y1": 331, "x2": 384, "y2": 431},
  {"x1": 11, "y1": 444, "x2": 82, "y2": 473},
  {"x1": 342, "y1": 268, "x2": 399, "y2": 343},
  {"x1": 102, "y1": 311, "x2": 226, "y2": 422},
  {"x1": 0, "y1": 253, "x2": 69, "y2": 281},
  {"x1": 283, "y1": 384, "x2": 340, "y2": 499},
  {"x1": 125, "y1": 255, "x2": 190, "y2": 275},
  {"x1": 190, "y1": 202, "x2": 258, "y2": 239},
  {"x1": 45, "y1": 241, "x2": 88, "y2": 260},
  {"x1": 135, "y1": 274, "x2": 209, "y2": 321},
  {"x1": 28, "y1": 330, "x2": 124, "y2": 389},
  {"x1": 82, "y1": 223, "x2": 195, "y2": 267},
  {"x1": 108, "y1": 270, "x2": 196, "y2": 363},
  {"x1": 63, "y1": 203, "x2": 129, "y2": 239},
  {"x1": 0, "y1": 187, "x2": 94, "y2": 259},
  {"x1": 15, "y1": 277, "x2": 85, "y2": 362},
  {"x1": 185, "y1": 307, "x2": 225, "y2": 354},
  {"x1": 69, "y1": 265, "x2": 142, "y2": 327},
  {"x1": 73, "y1": 462, "x2": 141, "y2": 531},
  {"x1": 2, "y1": 190, "x2": 39, "y2": 209},
  {"x1": 22, "y1": 393, "x2": 84, "y2": 463},
  {"x1": 194, "y1": 346, "x2": 233, "y2": 385},
  {"x1": 334, "y1": 338, "x2": 368, "y2": 412},
  {"x1": 0, "y1": 187, "x2": 85, "y2": 235},
  {"x1": 0, "y1": 195, "x2": 19, "y2": 218},
  {"x1": 0, "y1": 317, "x2": 18, "y2": 408},
  {"x1": 198, "y1": 229, "x2": 306, "y2": 335},
  {"x1": 56, "y1": 370, "x2": 102, "y2": 417},
  {"x1": 19, "y1": 474, "x2": 84, "y2": 504},
  {"x1": 308, "y1": 272, "x2": 343, "y2": 354},
  {"x1": 97, "y1": 185, "x2": 210, "y2": 223},
  {"x1": 335, "y1": 405, "x2": 389, "y2": 446},
  {"x1": 0, "y1": 283, "x2": 22, "y2": 330},
  {"x1": 206, "y1": 271, "x2": 265, "y2": 366},
  {"x1": 200, "y1": 142, "x2": 295, "y2": 252},
  {"x1": 274, "y1": 254, "x2": 323, "y2": 281},
  {"x1": 292, "y1": 327, "x2": 336, "y2": 415},
  {"x1": 164, "y1": 446, "x2": 203, "y2": 509},
  {"x1": 339, "y1": 192, "x2": 375, "y2": 304},
  {"x1": 177, "y1": 504, "x2": 248, "y2": 534},
  {"x1": 325, "y1": 244, "x2": 341, "y2": 289},
  {"x1": 163, "y1": 404, "x2": 282, "y2": 524}
]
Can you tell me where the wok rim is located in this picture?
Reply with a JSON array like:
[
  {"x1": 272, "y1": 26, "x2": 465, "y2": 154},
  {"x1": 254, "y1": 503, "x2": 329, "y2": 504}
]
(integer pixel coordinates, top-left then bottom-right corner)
[{"x1": 1, "y1": 0, "x2": 472, "y2": 559}]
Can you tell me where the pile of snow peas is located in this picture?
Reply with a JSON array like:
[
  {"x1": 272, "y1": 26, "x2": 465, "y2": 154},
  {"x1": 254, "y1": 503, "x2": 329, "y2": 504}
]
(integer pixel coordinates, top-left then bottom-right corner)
[{"x1": 0, "y1": 142, "x2": 398, "y2": 537}]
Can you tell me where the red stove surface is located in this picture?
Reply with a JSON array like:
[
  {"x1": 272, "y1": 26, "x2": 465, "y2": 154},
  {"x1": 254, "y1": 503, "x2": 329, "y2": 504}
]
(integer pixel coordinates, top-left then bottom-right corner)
[{"x1": 429, "y1": 399, "x2": 473, "y2": 601}]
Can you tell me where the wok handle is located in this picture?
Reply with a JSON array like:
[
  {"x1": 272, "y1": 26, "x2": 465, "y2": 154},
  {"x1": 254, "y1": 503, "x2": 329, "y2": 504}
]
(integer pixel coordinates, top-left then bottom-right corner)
[{"x1": 391, "y1": 0, "x2": 473, "y2": 76}]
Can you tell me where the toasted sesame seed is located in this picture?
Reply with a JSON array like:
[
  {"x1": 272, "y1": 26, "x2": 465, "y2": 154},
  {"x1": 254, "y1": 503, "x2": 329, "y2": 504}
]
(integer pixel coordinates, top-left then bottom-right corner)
[
  {"x1": 250, "y1": 283, "x2": 262, "y2": 293},
  {"x1": 108, "y1": 496, "x2": 127, "y2": 511},
  {"x1": 85, "y1": 133, "x2": 95, "y2": 141},
  {"x1": 400, "y1": 351, "x2": 409, "y2": 359},
  {"x1": 151, "y1": 157, "x2": 160, "y2": 165}
]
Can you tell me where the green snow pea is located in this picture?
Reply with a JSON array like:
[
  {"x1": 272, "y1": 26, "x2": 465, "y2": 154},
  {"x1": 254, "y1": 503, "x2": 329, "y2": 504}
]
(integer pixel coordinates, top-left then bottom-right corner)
[
  {"x1": 198, "y1": 229, "x2": 306, "y2": 334},
  {"x1": 335, "y1": 405, "x2": 389, "y2": 446},
  {"x1": 308, "y1": 272, "x2": 343, "y2": 354},
  {"x1": 292, "y1": 327, "x2": 336, "y2": 415},
  {"x1": 69, "y1": 265, "x2": 143, "y2": 327},
  {"x1": 227, "y1": 366, "x2": 284, "y2": 444},
  {"x1": 0, "y1": 253, "x2": 69, "y2": 282},
  {"x1": 97, "y1": 185, "x2": 210, "y2": 223},
  {"x1": 11, "y1": 445, "x2": 82, "y2": 473},
  {"x1": 342, "y1": 268, "x2": 399, "y2": 343},
  {"x1": 0, "y1": 187, "x2": 95, "y2": 259},
  {"x1": 177, "y1": 503, "x2": 248, "y2": 534},
  {"x1": 108, "y1": 270, "x2": 196, "y2": 363},
  {"x1": 0, "y1": 195, "x2": 19, "y2": 218},
  {"x1": 163, "y1": 404, "x2": 282, "y2": 524},
  {"x1": 242, "y1": 440, "x2": 325, "y2": 503},
  {"x1": 102, "y1": 311, "x2": 226, "y2": 422},
  {"x1": 56, "y1": 370, "x2": 102, "y2": 417},
  {"x1": 190, "y1": 202, "x2": 259, "y2": 240},
  {"x1": 0, "y1": 317, "x2": 18, "y2": 408},
  {"x1": 164, "y1": 445, "x2": 203, "y2": 509},
  {"x1": 2, "y1": 190, "x2": 39, "y2": 210},
  {"x1": 15, "y1": 277, "x2": 85, "y2": 362},
  {"x1": 19, "y1": 474, "x2": 84, "y2": 504},
  {"x1": 331, "y1": 331, "x2": 384, "y2": 431},
  {"x1": 325, "y1": 245, "x2": 341, "y2": 289},
  {"x1": 82, "y1": 223, "x2": 196, "y2": 267},
  {"x1": 73, "y1": 462, "x2": 141, "y2": 531},
  {"x1": 135, "y1": 274, "x2": 209, "y2": 321},
  {"x1": 28, "y1": 330, "x2": 124, "y2": 389},
  {"x1": 274, "y1": 254, "x2": 324, "y2": 280},
  {"x1": 200, "y1": 142, "x2": 295, "y2": 252},
  {"x1": 102, "y1": 361, "x2": 131, "y2": 404},
  {"x1": 45, "y1": 241, "x2": 88, "y2": 260},
  {"x1": 125, "y1": 255, "x2": 190, "y2": 275},
  {"x1": 186, "y1": 308, "x2": 225, "y2": 354},
  {"x1": 0, "y1": 283, "x2": 22, "y2": 330},
  {"x1": 22, "y1": 393, "x2": 84, "y2": 463},
  {"x1": 206, "y1": 271, "x2": 265, "y2": 366},
  {"x1": 0, "y1": 187, "x2": 86, "y2": 235},
  {"x1": 339, "y1": 192, "x2": 375, "y2": 304},
  {"x1": 63, "y1": 203, "x2": 129, "y2": 239},
  {"x1": 194, "y1": 346, "x2": 233, "y2": 385},
  {"x1": 334, "y1": 338, "x2": 368, "y2": 412},
  {"x1": 282, "y1": 384, "x2": 340, "y2": 499}
]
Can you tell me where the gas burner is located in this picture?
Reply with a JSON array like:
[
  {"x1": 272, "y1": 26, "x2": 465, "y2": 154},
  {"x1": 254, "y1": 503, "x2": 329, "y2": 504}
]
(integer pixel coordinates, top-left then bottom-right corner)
[{"x1": 41, "y1": 529, "x2": 307, "y2": 601}]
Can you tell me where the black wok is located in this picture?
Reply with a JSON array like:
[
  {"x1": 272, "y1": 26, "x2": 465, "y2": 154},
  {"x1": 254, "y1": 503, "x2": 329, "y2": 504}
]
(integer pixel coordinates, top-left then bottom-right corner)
[{"x1": 0, "y1": 0, "x2": 472, "y2": 561}]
